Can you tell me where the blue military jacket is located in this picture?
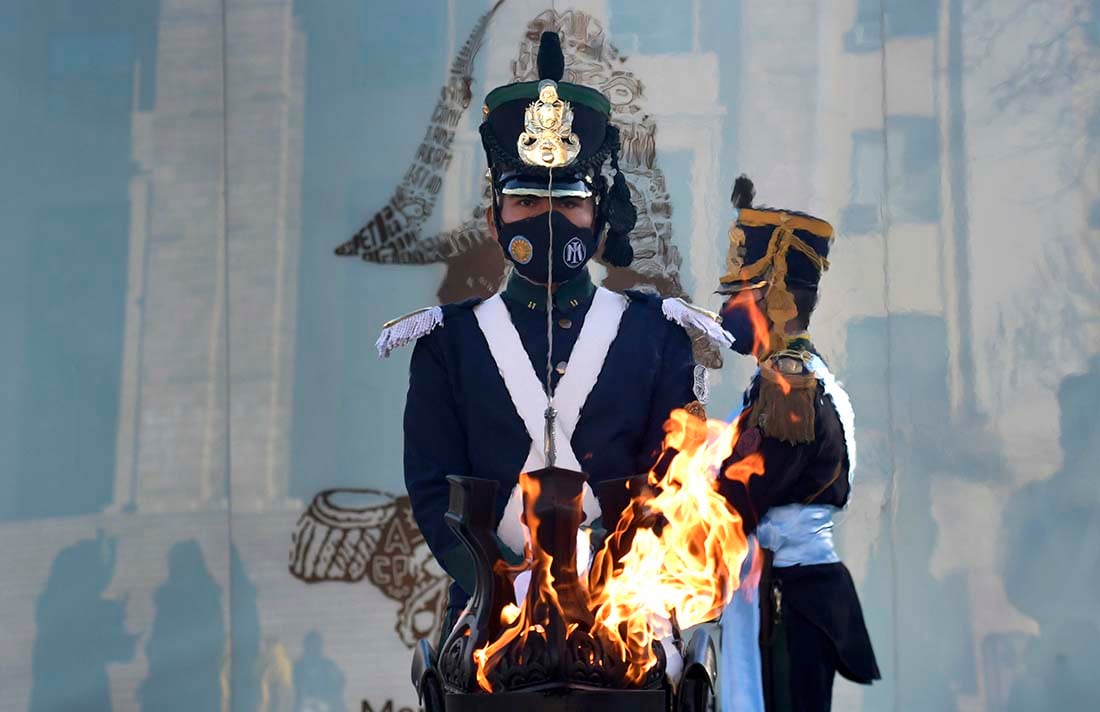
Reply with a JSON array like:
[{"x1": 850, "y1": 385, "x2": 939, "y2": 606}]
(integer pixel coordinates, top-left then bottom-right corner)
[{"x1": 399, "y1": 270, "x2": 697, "y2": 607}]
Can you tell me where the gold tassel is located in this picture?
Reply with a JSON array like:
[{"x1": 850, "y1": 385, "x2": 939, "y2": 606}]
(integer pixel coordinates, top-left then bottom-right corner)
[
  {"x1": 684, "y1": 399, "x2": 708, "y2": 421},
  {"x1": 750, "y1": 361, "x2": 818, "y2": 444}
]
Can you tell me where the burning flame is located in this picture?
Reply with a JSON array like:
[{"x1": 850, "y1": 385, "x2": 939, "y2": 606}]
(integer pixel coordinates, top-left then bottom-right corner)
[
  {"x1": 473, "y1": 409, "x2": 767, "y2": 690},
  {"x1": 473, "y1": 472, "x2": 591, "y2": 692},
  {"x1": 723, "y1": 289, "x2": 772, "y2": 359},
  {"x1": 500, "y1": 603, "x2": 520, "y2": 626},
  {"x1": 586, "y1": 410, "x2": 764, "y2": 683},
  {"x1": 721, "y1": 286, "x2": 792, "y2": 402}
]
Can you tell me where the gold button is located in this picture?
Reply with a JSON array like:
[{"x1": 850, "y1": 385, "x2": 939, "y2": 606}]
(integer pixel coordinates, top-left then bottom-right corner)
[
  {"x1": 558, "y1": 318, "x2": 572, "y2": 329},
  {"x1": 555, "y1": 361, "x2": 567, "y2": 375}
]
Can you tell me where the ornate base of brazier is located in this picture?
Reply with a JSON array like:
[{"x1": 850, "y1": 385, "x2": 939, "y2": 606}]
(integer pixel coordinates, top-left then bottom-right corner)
[
  {"x1": 443, "y1": 688, "x2": 667, "y2": 712},
  {"x1": 410, "y1": 470, "x2": 718, "y2": 712}
]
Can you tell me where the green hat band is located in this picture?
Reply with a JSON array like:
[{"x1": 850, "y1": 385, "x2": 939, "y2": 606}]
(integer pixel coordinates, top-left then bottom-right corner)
[{"x1": 484, "y1": 80, "x2": 611, "y2": 116}]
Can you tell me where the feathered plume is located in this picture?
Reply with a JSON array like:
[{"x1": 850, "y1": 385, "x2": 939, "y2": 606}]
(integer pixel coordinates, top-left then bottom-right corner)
[{"x1": 731, "y1": 174, "x2": 755, "y2": 209}]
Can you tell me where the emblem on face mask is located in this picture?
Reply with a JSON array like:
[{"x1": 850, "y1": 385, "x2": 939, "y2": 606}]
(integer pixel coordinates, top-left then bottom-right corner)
[
  {"x1": 517, "y1": 80, "x2": 581, "y2": 168},
  {"x1": 563, "y1": 236, "x2": 587, "y2": 268},
  {"x1": 508, "y1": 236, "x2": 534, "y2": 264}
]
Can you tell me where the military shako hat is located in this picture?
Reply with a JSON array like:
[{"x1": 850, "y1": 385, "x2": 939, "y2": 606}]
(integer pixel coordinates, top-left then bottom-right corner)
[
  {"x1": 718, "y1": 175, "x2": 833, "y2": 295},
  {"x1": 718, "y1": 175, "x2": 834, "y2": 355},
  {"x1": 480, "y1": 31, "x2": 636, "y2": 267}
]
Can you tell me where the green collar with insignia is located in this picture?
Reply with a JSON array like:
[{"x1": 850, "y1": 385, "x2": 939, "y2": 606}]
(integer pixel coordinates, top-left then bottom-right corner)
[
  {"x1": 784, "y1": 334, "x2": 814, "y2": 353},
  {"x1": 502, "y1": 269, "x2": 595, "y2": 312},
  {"x1": 760, "y1": 333, "x2": 815, "y2": 366}
]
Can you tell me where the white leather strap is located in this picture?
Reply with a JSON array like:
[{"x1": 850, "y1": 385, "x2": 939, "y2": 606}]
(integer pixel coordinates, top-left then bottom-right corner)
[
  {"x1": 807, "y1": 355, "x2": 857, "y2": 494},
  {"x1": 473, "y1": 288, "x2": 628, "y2": 470},
  {"x1": 474, "y1": 288, "x2": 628, "y2": 555},
  {"x1": 473, "y1": 294, "x2": 581, "y2": 471},
  {"x1": 552, "y1": 287, "x2": 629, "y2": 438}
]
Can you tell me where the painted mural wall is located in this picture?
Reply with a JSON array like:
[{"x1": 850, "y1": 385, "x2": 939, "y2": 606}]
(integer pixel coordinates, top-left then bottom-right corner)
[{"x1": 1, "y1": 1, "x2": 1097, "y2": 710}]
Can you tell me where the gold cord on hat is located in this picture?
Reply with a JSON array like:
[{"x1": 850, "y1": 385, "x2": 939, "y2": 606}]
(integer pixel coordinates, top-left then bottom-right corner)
[{"x1": 730, "y1": 216, "x2": 830, "y2": 358}]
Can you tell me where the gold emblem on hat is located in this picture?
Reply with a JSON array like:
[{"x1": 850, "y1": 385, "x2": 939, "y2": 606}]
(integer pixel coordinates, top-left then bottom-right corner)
[
  {"x1": 517, "y1": 80, "x2": 581, "y2": 168},
  {"x1": 721, "y1": 222, "x2": 749, "y2": 281}
]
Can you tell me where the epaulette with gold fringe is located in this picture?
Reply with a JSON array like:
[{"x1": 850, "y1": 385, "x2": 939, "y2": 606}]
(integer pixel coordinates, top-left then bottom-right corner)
[
  {"x1": 376, "y1": 306, "x2": 444, "y2": 358},
  {"x1": 750, "y1": 350, "x2": 818, "y2": 444}
]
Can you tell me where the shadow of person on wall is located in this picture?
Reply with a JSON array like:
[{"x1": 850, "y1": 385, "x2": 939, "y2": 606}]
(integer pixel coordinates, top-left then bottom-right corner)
[
  {"x1": 999, "y1": 355, "x2": 1100, "y2": 711},
  {"x1": 30, "y1": 531, "x2": 137, "y2": 712},
  {"x1": 138, "y1": 540, "x2": 225, "y2": 712},
  {"x1": 293, "y1": 631, "x2": 346, "y2": 712}
]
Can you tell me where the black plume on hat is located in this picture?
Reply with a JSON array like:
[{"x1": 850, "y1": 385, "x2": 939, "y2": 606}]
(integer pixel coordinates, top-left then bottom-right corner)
[
  {"x1": 731, "y1": 174, "x2": 755, "y2": 209},
  {"x1": 537, "y1": 31, "x2": 565, "y2": 81}
]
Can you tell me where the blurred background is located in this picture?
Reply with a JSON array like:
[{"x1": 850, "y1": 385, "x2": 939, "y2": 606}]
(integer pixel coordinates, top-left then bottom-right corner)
[{"x1": 1, "y1": 1, "x2": 1097, "y2": 710}]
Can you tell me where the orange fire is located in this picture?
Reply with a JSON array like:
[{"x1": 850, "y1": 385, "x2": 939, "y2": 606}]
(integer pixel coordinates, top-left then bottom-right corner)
[
  {"x1": 473, "y1": 408, "x2": 766, "y2": 690},
  {"x1": 473, "y1": 472, "x2": 591, "y2": 693},
  {"x1": 724, "y1": 289, "x2": 772, "y2": 359},
  {"x1": 723, "y1": 287, "x2": 791, "y2": 402}
]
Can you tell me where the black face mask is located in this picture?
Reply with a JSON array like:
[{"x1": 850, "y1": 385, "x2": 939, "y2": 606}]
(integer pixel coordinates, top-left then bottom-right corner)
[
  {"x1": 720, "y1": 297, "x2": 764, "y2": 356},
  {"x1": 497, "y1": 210, "x2": 597, "y2": 285}
]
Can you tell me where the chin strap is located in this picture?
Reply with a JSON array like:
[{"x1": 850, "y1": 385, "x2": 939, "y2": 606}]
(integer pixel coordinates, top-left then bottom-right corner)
[{"x1": 543, "y1": 167, "x2": 557, "y2": 468}]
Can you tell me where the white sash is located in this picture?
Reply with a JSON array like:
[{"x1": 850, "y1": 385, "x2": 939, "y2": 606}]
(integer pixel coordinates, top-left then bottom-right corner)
[{"x1": 473, "y1": 287, "x2": 628, "y2": 555}]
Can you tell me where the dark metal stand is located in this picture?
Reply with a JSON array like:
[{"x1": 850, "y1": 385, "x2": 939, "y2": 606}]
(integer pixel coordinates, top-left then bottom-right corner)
[{"x1": 411, "y1": 470, "x2": 720, "y2": 712}]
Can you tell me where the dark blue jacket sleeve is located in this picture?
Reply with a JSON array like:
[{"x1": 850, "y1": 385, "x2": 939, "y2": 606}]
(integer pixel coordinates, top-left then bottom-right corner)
[
  {"x1": 403, "y1": 332, "x2": 474, "y2": 591},
  {"x1": 636, "y1": 322, "x2": 698, "y2": 473}
]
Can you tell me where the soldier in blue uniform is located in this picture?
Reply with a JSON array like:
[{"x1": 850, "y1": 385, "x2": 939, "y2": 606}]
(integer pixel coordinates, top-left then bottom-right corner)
[
  {"x1": 715, "y1": 176, "x2": 880, "y2": 712},
  {"x1": 379, "y1": 32, "x2": 728, "y2": 643}
]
